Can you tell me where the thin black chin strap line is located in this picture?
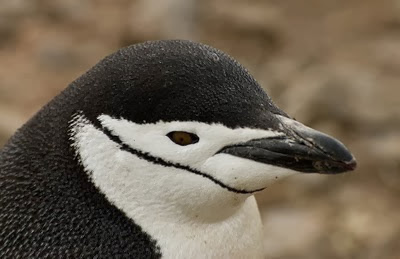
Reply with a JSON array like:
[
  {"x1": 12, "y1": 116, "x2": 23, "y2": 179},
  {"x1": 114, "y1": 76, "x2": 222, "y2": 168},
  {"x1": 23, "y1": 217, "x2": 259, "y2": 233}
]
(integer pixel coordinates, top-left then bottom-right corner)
[{"x1": 95, "y1": 120, "x2": 264, "y2": 195}]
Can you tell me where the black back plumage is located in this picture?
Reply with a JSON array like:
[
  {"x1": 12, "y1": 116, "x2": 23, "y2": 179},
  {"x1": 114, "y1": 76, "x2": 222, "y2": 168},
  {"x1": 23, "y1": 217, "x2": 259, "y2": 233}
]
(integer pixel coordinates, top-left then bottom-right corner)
[{"x1": 0, "y1": 40, "x2": 285, "y2": 258}]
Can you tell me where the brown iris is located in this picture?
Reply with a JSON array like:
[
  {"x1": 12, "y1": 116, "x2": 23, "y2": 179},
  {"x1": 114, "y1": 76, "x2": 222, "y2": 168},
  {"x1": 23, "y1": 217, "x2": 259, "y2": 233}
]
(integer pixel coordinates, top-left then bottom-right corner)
[{"x1": 167, "y1": 131, "x2": 199, "y2": 146}]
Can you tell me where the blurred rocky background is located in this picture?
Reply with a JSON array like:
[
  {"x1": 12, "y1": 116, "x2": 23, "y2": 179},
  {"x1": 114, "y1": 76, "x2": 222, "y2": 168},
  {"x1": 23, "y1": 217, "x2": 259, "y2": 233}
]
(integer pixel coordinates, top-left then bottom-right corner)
[{"x1": 1, "y1": 0, "x2": 399, "y2": 258}]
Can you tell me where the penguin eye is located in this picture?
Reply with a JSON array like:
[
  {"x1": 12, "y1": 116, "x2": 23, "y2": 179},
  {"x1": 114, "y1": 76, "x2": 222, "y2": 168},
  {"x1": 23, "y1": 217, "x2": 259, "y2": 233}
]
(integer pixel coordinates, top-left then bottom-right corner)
[{"x1": 167, "y1": 131, "x2": 199, "y2": 146}]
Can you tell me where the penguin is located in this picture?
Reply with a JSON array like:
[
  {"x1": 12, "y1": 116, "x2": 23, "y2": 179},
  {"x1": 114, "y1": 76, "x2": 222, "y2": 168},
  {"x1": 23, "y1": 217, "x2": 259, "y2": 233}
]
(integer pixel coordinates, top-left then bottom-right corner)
[{"x1": 0, "y1": 40, "x2": 356, "y2": 258}]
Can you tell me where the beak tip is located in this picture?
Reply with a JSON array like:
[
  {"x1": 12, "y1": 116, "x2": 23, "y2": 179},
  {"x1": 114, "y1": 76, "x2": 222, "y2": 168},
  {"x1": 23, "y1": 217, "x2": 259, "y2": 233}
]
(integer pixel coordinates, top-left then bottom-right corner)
[
  {"x1": 312, "y1": 132, "x2": 357, "y2": 173},
  {"x1": 318, "y1": 155, "x2": 357, "y2": 174},
  {"x1": 345, "y1": 157, "x2": 357, "y2": 171}
]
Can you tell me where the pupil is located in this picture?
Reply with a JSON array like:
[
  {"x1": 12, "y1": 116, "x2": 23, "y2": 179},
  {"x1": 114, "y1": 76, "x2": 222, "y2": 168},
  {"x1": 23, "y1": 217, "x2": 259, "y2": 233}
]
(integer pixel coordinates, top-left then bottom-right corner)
[{"x1": 167, "y1": 131, "x2": 198, "y2": 146}]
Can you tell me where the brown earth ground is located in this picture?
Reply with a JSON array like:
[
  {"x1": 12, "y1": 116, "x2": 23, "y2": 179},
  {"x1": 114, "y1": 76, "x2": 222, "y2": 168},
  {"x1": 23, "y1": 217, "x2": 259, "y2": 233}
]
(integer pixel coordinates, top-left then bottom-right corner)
[{"x1": 1, "y1": 0, "x2": 400, "y2": 258}]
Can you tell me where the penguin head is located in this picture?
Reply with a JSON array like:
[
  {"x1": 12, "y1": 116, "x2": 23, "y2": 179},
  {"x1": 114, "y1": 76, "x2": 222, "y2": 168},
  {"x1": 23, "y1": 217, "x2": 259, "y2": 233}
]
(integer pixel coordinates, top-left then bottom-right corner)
[{"x1": 68, "y1": 40, "x2": 356, "y2": 215}]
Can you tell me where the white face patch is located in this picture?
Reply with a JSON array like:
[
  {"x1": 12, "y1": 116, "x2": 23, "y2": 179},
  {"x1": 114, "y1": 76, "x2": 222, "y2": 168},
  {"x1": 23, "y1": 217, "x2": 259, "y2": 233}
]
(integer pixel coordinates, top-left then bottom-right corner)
[
  {"x1": 97, "y1": 114, "x2": 297, "y2": 192},
  {"x1": 69, "y1": 113, "x2": 299, "y2": 258}
]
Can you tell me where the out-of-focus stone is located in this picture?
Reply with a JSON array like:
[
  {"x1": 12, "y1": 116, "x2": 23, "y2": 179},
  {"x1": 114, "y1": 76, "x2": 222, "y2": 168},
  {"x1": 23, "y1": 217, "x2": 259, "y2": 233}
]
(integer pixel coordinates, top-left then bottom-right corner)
[
  {"x1": 36, "y1": 0, "x2": 91, "y2": 24},
  {"x1": 0, "y1": 0, "x2": 37, "y2": 46},
  {"x1": 37, "y1": 39, "x2": 80, "y2": 70},
  {"x1": 127, "y1": 0, "x2": 198, "y2": 42}
]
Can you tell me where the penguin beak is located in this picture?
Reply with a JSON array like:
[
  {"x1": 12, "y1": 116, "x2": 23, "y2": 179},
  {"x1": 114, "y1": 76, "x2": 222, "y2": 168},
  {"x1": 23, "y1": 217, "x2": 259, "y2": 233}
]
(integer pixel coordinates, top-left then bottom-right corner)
[{"x1": 218, "y1": 115, "x2": 357, "y2": 174}]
